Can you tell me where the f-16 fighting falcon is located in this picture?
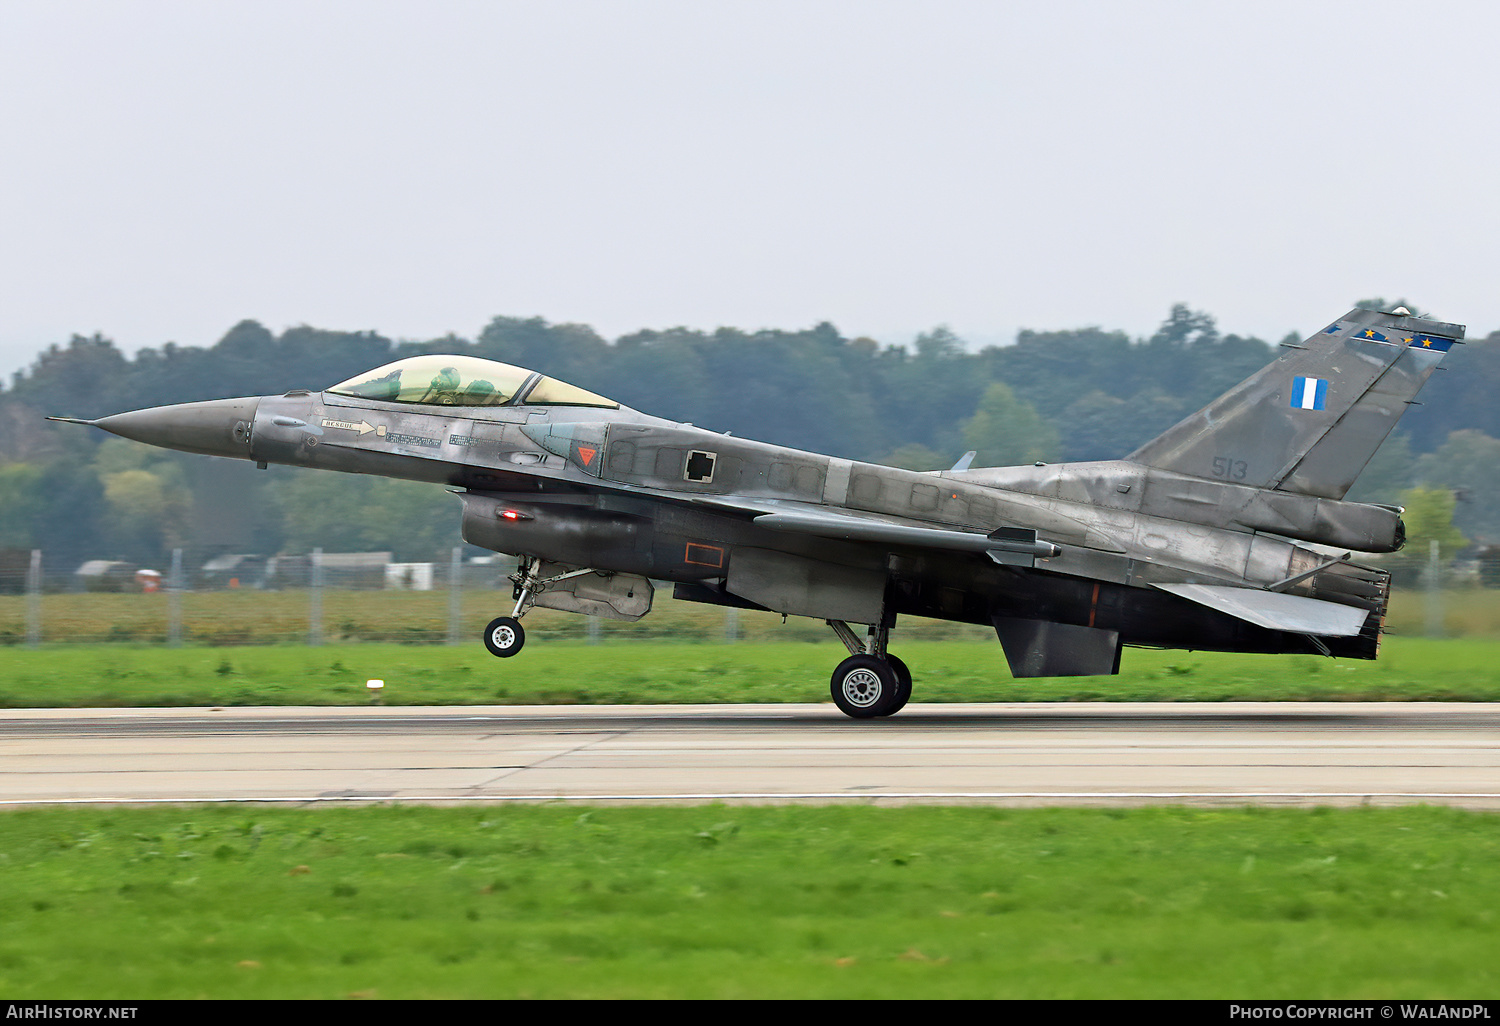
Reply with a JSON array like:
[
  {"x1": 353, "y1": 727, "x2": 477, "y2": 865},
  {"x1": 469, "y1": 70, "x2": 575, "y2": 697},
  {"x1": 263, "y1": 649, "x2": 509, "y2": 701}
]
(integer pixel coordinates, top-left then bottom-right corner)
[{"x1": 52, "y1": 306, "x2": 1464, "y2": 718}]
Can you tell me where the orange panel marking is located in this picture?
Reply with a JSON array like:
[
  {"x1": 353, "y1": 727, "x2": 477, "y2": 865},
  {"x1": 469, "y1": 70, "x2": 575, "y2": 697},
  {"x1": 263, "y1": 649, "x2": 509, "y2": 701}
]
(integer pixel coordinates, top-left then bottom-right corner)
[{"x1": 684, "y1": 543, "x2": 724, "y2": 568}]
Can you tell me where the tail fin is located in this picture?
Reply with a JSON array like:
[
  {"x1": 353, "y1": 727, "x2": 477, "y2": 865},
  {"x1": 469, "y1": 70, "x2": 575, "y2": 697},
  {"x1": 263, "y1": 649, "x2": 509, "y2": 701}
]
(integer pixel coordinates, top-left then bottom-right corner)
[{"x1": 1127, "y1": 307, "x2": 1464, "y2": 499}]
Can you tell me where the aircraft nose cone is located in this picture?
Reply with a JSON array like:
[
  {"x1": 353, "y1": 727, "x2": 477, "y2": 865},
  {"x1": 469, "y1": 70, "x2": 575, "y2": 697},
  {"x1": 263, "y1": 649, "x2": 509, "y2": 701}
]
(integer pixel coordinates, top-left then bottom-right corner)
[{"x1": 94, "y1": 397, "x2": 261, "y2": 459}]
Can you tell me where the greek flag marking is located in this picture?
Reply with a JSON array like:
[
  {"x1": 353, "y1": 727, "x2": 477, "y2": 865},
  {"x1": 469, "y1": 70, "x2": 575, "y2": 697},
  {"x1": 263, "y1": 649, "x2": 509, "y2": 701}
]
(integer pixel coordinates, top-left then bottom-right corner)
[{"x1": 1290, "y1": 377, "x2": 1328, "y2": 411}]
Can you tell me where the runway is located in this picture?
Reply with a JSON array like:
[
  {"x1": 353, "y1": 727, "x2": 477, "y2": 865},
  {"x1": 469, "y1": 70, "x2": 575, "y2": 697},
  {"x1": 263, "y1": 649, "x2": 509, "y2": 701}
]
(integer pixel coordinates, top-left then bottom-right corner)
[{"x1": 3, "y1": 702, "x2": 1500, "y2": 808}]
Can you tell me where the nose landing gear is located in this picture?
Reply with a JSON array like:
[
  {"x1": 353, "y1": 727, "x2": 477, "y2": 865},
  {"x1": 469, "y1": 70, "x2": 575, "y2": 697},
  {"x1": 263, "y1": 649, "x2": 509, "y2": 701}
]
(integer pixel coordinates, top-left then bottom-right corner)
[{"x1": 481, "y1": 556, "x2": 599, "y2": 659}]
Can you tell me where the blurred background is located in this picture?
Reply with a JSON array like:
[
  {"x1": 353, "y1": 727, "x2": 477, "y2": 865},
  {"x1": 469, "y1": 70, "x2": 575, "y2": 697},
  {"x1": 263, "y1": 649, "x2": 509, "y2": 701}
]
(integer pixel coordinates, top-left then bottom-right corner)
[
  {"x1": 2, "y1": 304, "x2": 1497, "y2": 646},
  {"x1": 5, "y1": 2, "x2": 1499, "y2": 646}
]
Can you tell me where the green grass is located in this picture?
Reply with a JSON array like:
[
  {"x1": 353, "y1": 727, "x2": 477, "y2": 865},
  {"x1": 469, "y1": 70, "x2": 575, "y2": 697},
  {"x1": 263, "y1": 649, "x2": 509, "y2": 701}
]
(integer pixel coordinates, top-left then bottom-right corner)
[
  {"x1": 4, "y1": 587, "x2": 1500, "y2": 707},
  {"x1": 1, "y1": 804, "x2": 1496, "y2": 998},
  {"x1": 2, "y1": 636, "x2": 1500, "y2": 707}
]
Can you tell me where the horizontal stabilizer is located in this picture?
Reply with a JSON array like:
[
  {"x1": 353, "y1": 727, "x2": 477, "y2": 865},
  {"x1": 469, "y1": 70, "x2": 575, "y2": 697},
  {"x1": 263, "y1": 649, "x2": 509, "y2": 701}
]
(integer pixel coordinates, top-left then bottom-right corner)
[{"x1": 1155, "y1": 583, "x2": 1367, "y2": 636}]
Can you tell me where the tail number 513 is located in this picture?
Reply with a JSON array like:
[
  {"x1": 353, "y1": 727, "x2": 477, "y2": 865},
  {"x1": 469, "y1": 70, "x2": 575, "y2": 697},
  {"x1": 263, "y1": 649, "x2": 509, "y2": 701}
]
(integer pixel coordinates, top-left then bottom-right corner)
[{"x1": 1212, "y1": 456, "x2": 1248, "y2": 480}]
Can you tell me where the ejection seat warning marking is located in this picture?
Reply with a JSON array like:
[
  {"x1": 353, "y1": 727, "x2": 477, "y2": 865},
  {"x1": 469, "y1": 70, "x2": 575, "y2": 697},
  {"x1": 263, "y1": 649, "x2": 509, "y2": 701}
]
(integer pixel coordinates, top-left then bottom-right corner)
[
  {"x1": 685, "y1": 544, "x2": 725, "y2": 568},
  {"x1": 322, "y1": 418, "x2": 385, "y2": 437},
  {"x1": 385, "y1": 432, "x2": 441, "y2": 448},
  {"x1": 577, "y1": 445, "x2": 598, "y2": 466}
]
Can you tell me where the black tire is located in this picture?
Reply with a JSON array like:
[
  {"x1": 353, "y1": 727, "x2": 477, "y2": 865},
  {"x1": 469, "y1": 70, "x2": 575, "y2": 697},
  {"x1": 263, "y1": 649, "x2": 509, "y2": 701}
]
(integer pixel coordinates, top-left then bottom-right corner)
[
  {"x1": 830, "y1": 654, "x2": 899, "y2": 719},
  {"x1": 880, "y1": 654, "x2": 913, "y2": 717},
  {"x1": 482, "y1": 616, "x2": 526, "y2": 658}
]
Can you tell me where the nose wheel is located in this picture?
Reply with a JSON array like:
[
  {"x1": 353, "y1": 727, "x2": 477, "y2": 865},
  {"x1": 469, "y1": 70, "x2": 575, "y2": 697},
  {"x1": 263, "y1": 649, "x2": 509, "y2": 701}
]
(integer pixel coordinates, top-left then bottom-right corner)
[{"x1": 483, "y1": 616, "x2": 525, "y2": 658}]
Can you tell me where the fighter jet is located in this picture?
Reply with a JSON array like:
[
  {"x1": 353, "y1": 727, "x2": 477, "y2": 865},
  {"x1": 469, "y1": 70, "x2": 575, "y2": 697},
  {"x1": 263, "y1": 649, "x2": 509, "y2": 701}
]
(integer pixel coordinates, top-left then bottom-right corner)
[{"x1": 51, "y1": 306, "x2": 1463, "y2": 717}]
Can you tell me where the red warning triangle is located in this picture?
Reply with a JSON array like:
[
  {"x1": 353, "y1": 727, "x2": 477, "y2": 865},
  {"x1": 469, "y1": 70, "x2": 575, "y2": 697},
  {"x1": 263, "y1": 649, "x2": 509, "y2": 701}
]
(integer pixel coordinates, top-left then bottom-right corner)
[{"x1": 577, "y1": 446, "x2": 597, "y2": 466}]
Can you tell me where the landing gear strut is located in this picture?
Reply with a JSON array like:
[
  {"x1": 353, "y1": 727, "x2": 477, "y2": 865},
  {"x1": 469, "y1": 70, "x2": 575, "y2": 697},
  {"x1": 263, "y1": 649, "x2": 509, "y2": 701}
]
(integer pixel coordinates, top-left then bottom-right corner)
[
  {"x1": 826, "y1": 617, "x2": 911, "y2": 718},
  {"x1": 481, "y1": 556, "x2": 598, "y2": 659}
]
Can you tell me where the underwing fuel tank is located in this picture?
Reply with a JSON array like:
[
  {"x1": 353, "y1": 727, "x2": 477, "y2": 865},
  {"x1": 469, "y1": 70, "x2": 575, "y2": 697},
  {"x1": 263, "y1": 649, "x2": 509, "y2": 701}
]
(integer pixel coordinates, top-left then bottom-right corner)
[
  {"x1": 458, "y1": 493, "x2": 654, "y2": 574},
  {"x1": 524, "y1": 560, "x2": 654, "y2": 621}
]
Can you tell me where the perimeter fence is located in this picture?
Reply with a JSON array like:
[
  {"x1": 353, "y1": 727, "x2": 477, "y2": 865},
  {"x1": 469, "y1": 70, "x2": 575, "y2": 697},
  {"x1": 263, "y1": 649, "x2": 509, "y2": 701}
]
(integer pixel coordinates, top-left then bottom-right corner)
[{"x1": 0, "y1": 547, "x2": 907, "y2": 647}]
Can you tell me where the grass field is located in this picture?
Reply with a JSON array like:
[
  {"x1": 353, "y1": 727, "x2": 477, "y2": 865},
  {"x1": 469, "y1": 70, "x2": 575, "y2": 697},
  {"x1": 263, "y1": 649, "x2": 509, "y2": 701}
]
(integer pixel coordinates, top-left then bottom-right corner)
[
  {"x1": 3, "y1": 586, "x2": 1500, "y2": 707},
  {"x1": 1, "y1": 804, "x2": 1496, "y2": 999},
  {"x1": 2, "y1": 636, "x2": 1499, "y2": 707},
  {"x1": 5, "y1": 591, "x2": 1497, "y2": 1000}
]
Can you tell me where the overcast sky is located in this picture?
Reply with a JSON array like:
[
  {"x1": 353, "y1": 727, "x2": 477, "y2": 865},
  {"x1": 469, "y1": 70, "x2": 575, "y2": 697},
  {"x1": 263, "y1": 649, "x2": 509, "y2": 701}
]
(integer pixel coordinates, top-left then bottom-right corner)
[{"x1": 2, "y1": 0, "x2": 1496, "y2": 380}]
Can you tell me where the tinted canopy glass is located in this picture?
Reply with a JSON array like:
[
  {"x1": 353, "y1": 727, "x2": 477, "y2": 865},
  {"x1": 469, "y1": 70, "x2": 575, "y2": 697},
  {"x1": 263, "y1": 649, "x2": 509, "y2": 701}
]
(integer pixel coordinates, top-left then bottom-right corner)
[
  {"x1": 328, "y1": 356, "x2": 617, "y2": 409},
  {"x1": 523, "y1": 376, "x2": 619, "y2": 408}
]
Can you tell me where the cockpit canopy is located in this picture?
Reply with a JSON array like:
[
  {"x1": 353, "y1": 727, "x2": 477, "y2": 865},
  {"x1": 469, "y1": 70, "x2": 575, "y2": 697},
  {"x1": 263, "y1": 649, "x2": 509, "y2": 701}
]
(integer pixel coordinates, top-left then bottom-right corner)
[{"x1": 328, "y1": 355, "x2": 618, "y2": 409}]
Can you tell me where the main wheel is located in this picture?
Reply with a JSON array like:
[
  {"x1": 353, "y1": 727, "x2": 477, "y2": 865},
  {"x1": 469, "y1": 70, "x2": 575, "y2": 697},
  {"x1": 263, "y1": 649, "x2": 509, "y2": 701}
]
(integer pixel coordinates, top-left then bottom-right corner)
[
  {"x1": 880, "y1": 654, "x2": 913, "y2": 717},
  {"x1": 482, "y1": 616, "x2": 526, "y2": 658},
  {"x1": 830, "y1": 654, "x2": 899, "y2": 719}
]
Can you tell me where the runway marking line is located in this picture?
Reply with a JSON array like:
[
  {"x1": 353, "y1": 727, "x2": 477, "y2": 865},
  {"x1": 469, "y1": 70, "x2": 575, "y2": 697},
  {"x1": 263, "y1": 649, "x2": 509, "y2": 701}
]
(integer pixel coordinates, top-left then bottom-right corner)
[{"x1": 4, "y1": 791, "x2": 1500, "y2": 806}]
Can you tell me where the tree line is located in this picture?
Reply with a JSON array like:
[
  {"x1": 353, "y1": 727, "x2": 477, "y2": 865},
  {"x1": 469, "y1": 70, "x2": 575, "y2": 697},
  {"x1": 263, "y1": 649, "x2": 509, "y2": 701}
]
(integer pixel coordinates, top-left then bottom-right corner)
[{"x1": 2, "y1": 302, "x2": 1496, "y2": 572}]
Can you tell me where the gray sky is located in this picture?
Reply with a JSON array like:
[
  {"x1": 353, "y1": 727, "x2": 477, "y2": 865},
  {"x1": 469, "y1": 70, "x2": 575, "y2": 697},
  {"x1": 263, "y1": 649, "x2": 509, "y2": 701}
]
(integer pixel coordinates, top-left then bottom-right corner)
[{"x1": 2, "y1": 0, "x2": 1496, "y2": 380}]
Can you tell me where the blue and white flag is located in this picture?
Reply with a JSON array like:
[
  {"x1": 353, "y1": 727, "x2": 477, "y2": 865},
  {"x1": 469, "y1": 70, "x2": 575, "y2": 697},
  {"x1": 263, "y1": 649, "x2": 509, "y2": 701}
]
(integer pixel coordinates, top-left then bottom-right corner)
[{"x1": 1290, "y1": 376, "x2": 1328, "y2": 410}]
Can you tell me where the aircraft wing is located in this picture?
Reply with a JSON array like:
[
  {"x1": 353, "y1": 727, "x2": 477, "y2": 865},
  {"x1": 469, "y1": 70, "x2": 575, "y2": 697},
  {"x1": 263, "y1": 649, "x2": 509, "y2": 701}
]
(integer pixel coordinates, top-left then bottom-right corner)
[
  {"x1": 624, "y1": 479, "x2": 1127, "y2": 550},
  {"x1": 471, "y1": 482, "x2": 1064, "y2": 565},
  {"x1": 751, "y1": 509, "x2": 1060, "y2": 564},
  {"x1": 1154, "y1": 583, "x2": 1368, "y2": 636}
]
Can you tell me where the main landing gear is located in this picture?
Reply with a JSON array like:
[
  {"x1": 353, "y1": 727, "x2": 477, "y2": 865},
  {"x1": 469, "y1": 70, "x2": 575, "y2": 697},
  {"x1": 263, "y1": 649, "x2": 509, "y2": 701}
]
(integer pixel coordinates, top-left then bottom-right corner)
[
  {"x1": 826, "y1": 618, "x2": 912, "y2": 719},
  {"x1": 482, "y1": 556, "x2": 596, "y2": 659}
]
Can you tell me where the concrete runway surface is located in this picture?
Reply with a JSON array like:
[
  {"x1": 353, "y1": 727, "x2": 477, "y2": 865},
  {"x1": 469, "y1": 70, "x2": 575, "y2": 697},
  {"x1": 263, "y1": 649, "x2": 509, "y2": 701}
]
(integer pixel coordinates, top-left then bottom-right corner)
[{"x1": 3, "y1": 703, "x2": 1500, "y2": 809}]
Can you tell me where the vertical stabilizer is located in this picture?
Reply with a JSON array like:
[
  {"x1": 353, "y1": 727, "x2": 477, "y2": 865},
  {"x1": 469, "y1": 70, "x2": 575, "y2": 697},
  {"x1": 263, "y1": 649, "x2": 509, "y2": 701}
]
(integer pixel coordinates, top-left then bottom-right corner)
[{"x1": 1127, "y1": 308, "x2": 1464, "y2": 498}]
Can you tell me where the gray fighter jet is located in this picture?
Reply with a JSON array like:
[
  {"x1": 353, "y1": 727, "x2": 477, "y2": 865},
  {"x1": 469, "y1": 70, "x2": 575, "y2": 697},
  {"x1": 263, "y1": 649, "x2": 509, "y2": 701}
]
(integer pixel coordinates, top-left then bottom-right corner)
[{"x1": 52, "y1": 306, "x2": 1463, "y2": 717}]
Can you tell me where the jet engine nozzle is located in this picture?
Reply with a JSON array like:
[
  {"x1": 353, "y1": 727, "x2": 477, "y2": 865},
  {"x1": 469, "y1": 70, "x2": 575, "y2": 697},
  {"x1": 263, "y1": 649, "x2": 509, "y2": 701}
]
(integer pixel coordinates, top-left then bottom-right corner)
[{"x1": 92, "y1": 397, "x2": 262, "y2": 460}]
